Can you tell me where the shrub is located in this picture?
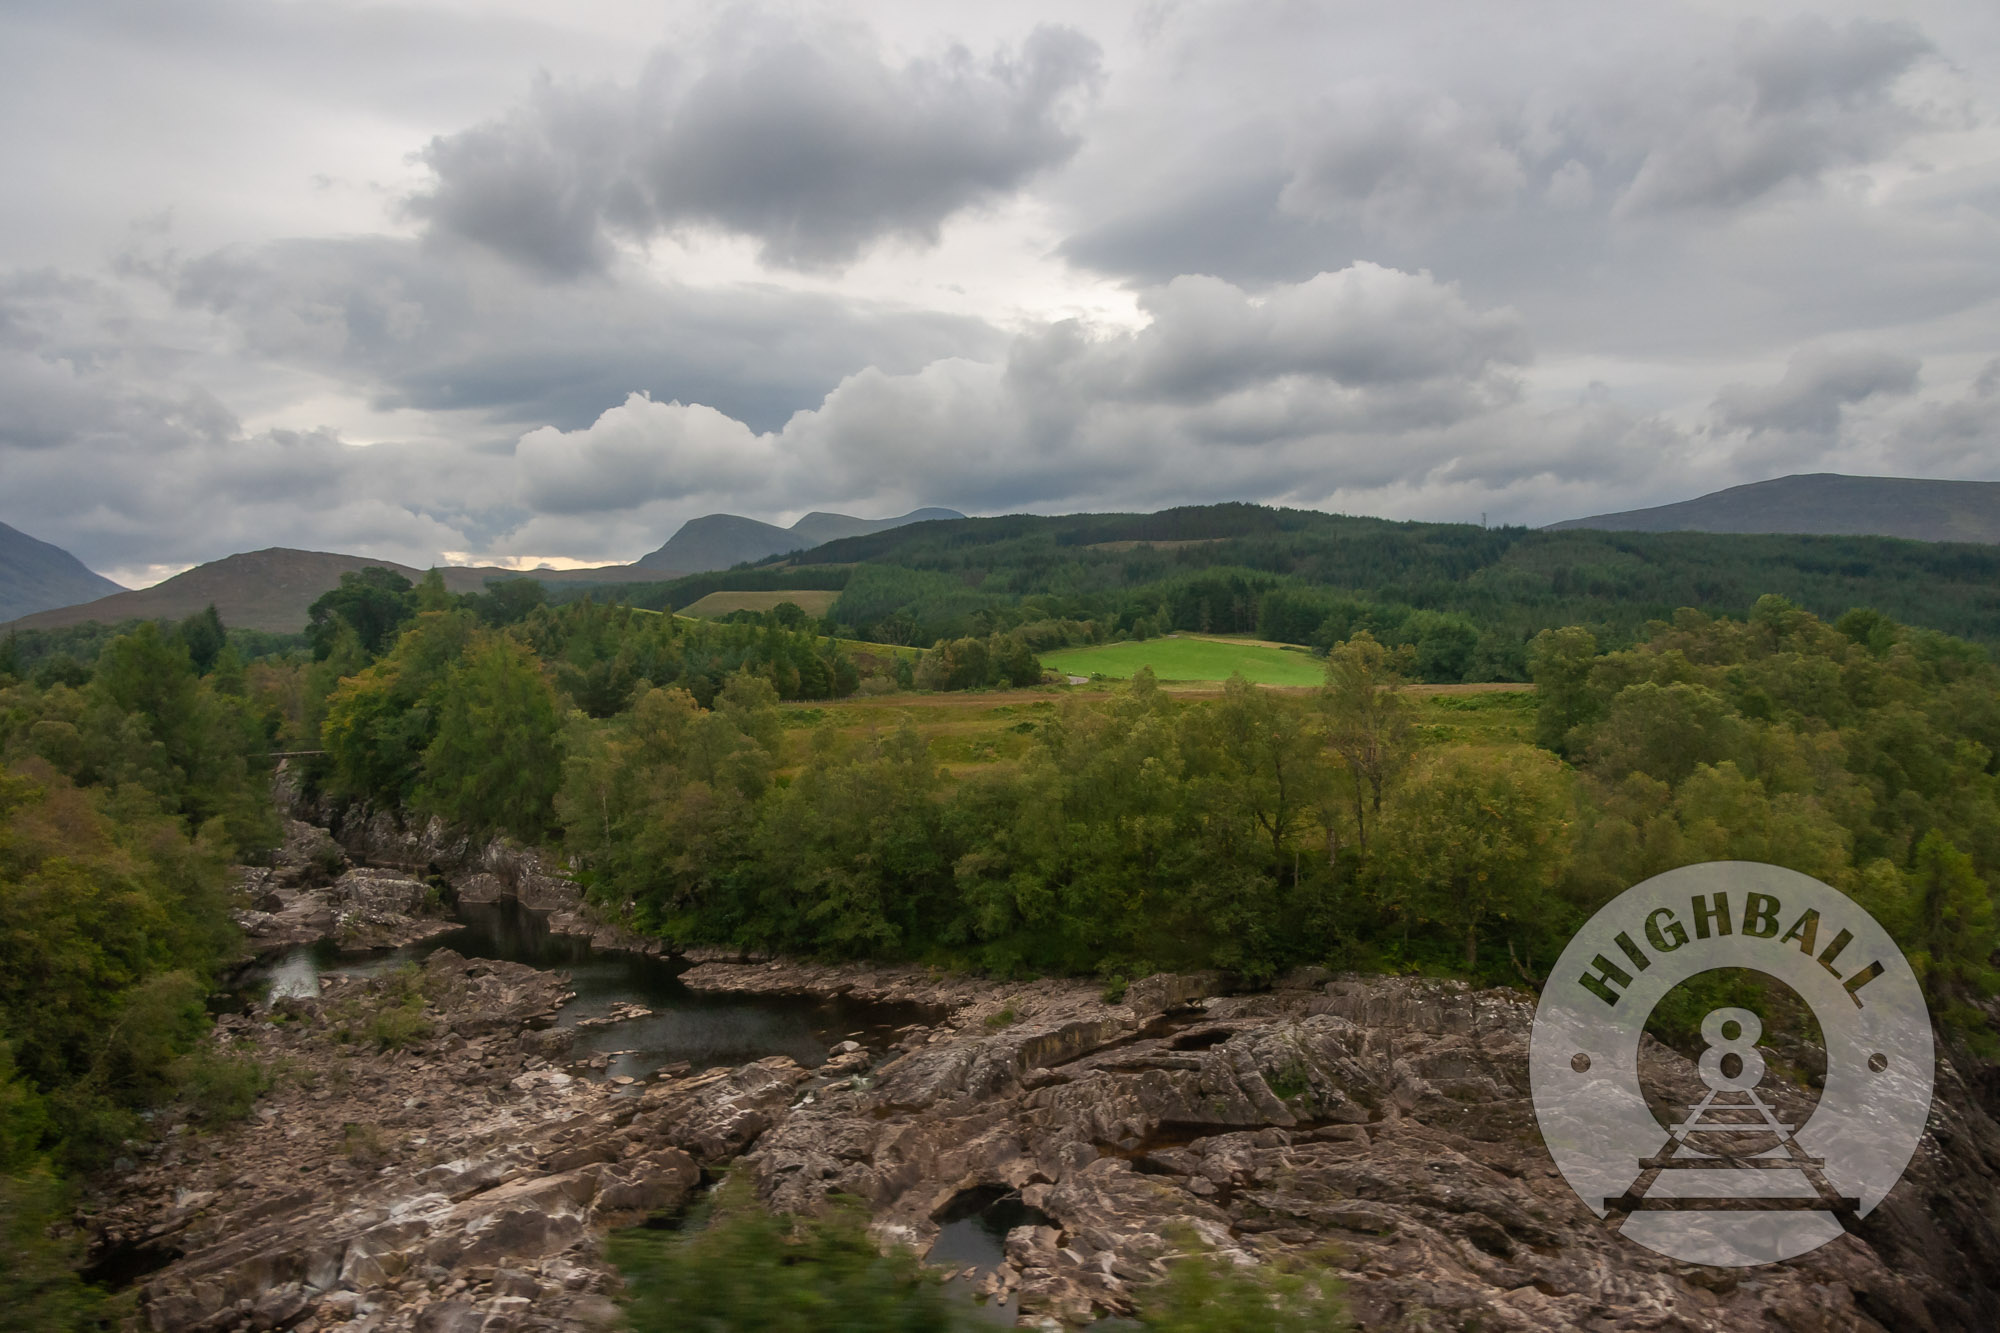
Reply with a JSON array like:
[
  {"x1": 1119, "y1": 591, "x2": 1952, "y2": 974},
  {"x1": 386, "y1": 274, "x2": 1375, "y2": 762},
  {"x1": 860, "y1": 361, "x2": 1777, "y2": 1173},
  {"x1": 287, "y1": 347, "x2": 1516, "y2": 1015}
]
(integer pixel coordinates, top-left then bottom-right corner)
[
  {"x1": 1135, "y1": 1233, "x2": 1351, "y2": 1332},
  {"x1": 174, "y1": 1048, "x2": 270, "y2": 1125},
  {"x1": 610, "y1": 1177, "x2": 960, "y2": 1332}
]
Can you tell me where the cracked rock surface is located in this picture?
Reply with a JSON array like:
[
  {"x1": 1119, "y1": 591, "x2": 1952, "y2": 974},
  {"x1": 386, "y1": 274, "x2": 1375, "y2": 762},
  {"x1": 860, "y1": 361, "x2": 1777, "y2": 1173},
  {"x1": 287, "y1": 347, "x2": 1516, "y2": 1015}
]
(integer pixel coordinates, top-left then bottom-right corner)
[
  {"x1": 104, "y1": 893, "x2": 2000, "y2": 1331},
  {"x1": 685, "y1": 961, "x2": 2000, "y2": 1331}
]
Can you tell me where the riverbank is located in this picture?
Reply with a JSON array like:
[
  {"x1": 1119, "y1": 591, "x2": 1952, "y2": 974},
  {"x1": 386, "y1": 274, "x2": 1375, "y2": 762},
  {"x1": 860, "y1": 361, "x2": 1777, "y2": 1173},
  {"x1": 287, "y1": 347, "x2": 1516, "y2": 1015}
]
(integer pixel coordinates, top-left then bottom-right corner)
[{"x1": 99, "y1": 803, "x2": 2000, "y2": 1332}]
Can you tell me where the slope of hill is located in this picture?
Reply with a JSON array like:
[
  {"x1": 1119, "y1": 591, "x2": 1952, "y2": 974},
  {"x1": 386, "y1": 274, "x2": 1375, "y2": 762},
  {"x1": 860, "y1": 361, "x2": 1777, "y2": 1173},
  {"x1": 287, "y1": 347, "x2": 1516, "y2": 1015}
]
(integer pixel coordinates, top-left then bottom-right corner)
[
  {"x1": 785, "y1": 507, "x2": 964, "y2": 548},
  {"x1": 776, "y1": 501, "x2": 2000, "y2": 653},
  {"x1": 635, "y1": 507, "x2": 963, "y2": 573},
  {"x1": 1548, "y1": 474, "x2": 2000, "y2": 542},
  {"x1": 2, "y1": 549, "x2": 519, "y2": 634},
  {"x1": 0, "y1": 521, "x2": 125, "y2": 621}
]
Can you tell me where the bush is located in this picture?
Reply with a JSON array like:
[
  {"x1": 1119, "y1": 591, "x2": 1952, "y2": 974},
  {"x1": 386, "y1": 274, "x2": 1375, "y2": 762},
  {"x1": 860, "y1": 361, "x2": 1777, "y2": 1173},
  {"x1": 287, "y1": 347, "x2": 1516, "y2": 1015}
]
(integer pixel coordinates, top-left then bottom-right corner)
[
  {"x1": 610, "y1": 1177, "x2": 961, "y2": 1332},
  {"x1": 1134, "y1": 1234, "x2": 1351, "y2": 1332},
  {"x1": 332, "y1": 966, "x2": 432, "y2": 1052},
  {"x1": 342, "y1": 1122, "x2": 395, "y2": 1168},
  {"x1": 174, "y1": 1048, "x2": 270, "y2": 1125},
  {"x1": 0, "y1": 1168, "x2": 103, "y2": 1332}
]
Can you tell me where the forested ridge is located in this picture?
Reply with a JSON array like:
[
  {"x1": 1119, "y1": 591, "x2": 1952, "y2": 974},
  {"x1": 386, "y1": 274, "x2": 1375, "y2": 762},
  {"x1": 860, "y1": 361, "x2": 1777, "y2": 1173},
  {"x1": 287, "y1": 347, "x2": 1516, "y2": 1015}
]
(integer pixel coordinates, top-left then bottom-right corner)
[
  {"x1": 566, "y1": 504, "x2": 2000, "y2": 680},
  {"x1": 7, "y1": 544, "x2": 2000, "y2": 1319}
]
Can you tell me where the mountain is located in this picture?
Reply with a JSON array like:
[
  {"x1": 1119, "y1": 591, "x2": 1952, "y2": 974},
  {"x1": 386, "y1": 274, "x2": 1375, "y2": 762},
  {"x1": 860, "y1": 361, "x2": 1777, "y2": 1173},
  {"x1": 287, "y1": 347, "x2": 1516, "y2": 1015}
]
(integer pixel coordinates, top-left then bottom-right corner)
[
  {"x1": 2, "y1": 549, "x2": 521, "y2": 634},
  {"x1": 0, "y1": 508, "x2": 966, "y2": 636},
  {"x1": 0, "y1": 521, "x2": 126, "y2": 621},
  {"x1": 786, "y1": 508, "x2": 965, "y2": 547},
  {"x1": 635, "y1": 507, "x2": 963, "y2": 573},
  {"x1": 1549, "y1": 474, "x2": 2000, "y2": 543}
]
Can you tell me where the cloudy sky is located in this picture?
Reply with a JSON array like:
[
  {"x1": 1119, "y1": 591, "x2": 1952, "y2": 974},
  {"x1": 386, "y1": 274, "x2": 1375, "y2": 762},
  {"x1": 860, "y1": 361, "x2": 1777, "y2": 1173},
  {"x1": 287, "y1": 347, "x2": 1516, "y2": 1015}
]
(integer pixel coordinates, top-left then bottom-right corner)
[{"x1": 4, "y1": 0, "x2": 1997, "y2": 586}]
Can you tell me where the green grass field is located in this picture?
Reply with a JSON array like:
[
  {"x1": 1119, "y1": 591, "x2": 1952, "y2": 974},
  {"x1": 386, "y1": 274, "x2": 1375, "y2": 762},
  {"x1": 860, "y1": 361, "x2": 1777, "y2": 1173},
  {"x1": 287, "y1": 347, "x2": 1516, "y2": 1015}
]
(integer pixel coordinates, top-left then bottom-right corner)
[
  {"x1": 679, "y1": 589, "x2": 843, "y2": 618},
  {"x1": 1040, "y1": 635, "x2": 1327, "y2": 686}
]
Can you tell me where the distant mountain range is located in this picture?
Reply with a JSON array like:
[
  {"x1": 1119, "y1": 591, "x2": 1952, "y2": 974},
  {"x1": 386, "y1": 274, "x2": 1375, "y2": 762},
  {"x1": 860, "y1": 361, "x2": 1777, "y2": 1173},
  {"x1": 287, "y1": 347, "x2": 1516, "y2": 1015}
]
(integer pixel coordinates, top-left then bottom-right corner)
[
  {"x1": 1550, "y1": 474, "x2": 2000, "y2": 543},
  {"x1": 0, "y1": 521, "x2": 125, "y2": 621},
  {"x1": 635, "y1": 508, "x2": 963, "y2": 573},
  {"x1": 23, "y1": 478, "x2": 2000, "y2": 638},
  {"x1": 2, "y1": 507, "x2": 965, "y2": 634}
]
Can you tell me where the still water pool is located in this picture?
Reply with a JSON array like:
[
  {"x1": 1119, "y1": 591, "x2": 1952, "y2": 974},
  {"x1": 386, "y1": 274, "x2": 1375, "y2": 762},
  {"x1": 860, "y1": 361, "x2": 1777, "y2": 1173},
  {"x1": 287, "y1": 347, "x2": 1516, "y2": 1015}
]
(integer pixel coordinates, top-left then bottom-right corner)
[{"x1": 241, "y1": 899, "x2": 936, "y2": 1080}]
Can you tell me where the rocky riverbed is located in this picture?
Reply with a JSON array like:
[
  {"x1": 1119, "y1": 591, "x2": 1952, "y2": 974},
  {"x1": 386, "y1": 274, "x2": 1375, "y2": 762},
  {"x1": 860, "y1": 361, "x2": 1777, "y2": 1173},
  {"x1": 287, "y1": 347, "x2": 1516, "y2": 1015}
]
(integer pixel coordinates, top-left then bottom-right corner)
[{"x1": 94, "y1": 808, "x2": 2000, "y2": 1332}]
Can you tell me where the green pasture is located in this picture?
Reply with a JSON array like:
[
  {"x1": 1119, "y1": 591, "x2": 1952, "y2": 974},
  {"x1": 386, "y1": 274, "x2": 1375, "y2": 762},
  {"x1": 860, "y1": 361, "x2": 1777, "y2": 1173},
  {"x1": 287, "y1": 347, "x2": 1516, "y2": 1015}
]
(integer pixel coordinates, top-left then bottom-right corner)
[{"x1": 1040, "y1": 635, "x2": 1327, "y2": 686}]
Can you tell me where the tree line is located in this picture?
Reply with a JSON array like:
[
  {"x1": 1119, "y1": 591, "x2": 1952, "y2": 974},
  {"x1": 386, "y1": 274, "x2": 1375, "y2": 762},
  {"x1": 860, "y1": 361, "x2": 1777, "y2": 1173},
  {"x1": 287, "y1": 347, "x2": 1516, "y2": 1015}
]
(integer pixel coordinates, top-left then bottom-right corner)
[{"x1": 1, "y1": 618, "x2": 279, "y2": 1324}]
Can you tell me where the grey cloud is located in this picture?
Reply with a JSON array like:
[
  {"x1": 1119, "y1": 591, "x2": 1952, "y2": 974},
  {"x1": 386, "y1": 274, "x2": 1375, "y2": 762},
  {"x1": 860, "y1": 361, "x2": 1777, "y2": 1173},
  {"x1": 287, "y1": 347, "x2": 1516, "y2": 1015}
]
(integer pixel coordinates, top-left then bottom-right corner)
[
  {"x1": 0, "y1": 267, "x2": 519, "y2": 572},
  {"x1": 1881, "y1": 359, "x2": 2000, "y2": 474},
  {"x1": 1057, "y1": 5, "x2": 1952, "y2": 314},
  {"x1": 1618, "y1": 17, "x2": 1933, "y2": 214},
  {"x1": 1004, "y1": 266, "x2": 1528, "y2": 429},
  {"x1": 1279, "y1": 93, "x2": 1527, "y2": 231},
  {"x1": 175, "y1": 237, "x2": 1002, "y2": 433},
  {"x1": 1714, "y1": 348, "x2": 1921, "y2": 436},
  {"x1": 518, "y1": 264, "x2": 1540, "y2": 523},
  {"x1": 409, "y1": 19, "x2": 1101, "y2": 275}
]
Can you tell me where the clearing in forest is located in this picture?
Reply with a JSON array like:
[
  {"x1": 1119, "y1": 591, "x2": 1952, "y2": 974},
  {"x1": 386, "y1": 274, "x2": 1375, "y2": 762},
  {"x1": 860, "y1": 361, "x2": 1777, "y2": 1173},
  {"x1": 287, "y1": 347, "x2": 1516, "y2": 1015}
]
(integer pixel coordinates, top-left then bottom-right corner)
[{"x1": 1039, "y1": 634, "x2": 1327, "y2": 686}]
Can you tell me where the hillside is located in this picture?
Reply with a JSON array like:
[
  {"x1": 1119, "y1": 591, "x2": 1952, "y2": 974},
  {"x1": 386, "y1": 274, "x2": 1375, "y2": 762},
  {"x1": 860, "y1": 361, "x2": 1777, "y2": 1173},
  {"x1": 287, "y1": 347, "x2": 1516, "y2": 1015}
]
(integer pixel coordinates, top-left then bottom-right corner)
[
  {"x1": 2, "y1": 549, "x2": 511, "y2": 633},
  {"x1": 635, "y1": 507, "x2": 963, "y2": 573},
  {"x1": 769, "y1": 501, "x2": 2000, "y2": 657},
  {"x1": 1549, "y1": 473, "x2": 2000, "y2": 542},
  {"x1": 0, "y1": 520, "x2": 125, "y2": 620}
]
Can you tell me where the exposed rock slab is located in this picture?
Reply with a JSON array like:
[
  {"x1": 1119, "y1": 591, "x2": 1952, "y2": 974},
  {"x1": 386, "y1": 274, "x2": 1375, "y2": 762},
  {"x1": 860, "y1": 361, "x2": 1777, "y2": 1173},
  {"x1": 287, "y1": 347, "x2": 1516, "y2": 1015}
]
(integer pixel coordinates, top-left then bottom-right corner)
[
  {"x1": 108, "y1": 906, "x2": 2000, "y2": 1332},
  {"x1": 97, "y1": 950, "x2": 709, "y2": 1333},
  {"x1": 726, "y1": 968, "x2": 2000, "y2": 1331}
]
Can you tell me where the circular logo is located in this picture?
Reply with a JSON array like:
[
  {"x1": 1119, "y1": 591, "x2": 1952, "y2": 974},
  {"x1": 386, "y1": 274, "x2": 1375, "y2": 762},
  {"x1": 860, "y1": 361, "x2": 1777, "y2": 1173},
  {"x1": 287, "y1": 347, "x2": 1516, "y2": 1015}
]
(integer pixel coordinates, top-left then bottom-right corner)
[{"x1": 1529, "y1": 862, "x2": 1934, "y2": 1266}]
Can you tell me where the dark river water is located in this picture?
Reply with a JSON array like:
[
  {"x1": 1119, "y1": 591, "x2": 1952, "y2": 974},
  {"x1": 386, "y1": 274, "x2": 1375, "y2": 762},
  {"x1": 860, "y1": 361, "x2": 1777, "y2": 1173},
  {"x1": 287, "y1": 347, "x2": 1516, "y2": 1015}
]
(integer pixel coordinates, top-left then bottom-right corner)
[{"x1": 240, "y1": 899, "x2": 935, "y2": 1080}]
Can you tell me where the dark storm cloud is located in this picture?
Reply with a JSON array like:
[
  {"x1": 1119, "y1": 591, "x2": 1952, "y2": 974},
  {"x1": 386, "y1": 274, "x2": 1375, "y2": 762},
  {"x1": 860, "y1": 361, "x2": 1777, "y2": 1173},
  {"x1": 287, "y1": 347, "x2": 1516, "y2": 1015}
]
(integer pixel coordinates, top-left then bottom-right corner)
[
  {"x1": 1714, "y1": 348, "x2": 1921, "y2": 436},
  {"x1": 408, "y1": 19, "x2": 1101, "y2": 276},
  {"x1": 175, "y1": 237, "x2": 1003, "y2": 433}
]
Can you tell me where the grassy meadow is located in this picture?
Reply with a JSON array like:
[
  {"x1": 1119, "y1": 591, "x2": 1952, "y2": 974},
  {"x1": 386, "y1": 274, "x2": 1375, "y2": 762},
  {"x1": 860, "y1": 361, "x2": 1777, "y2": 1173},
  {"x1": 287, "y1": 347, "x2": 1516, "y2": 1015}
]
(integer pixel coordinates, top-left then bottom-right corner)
[
  {"x1": 1039, "y1": 634, "x2": 1328, "y2": 686},
  {"x1": 772, "y1": 680, "x2": 1538, "y2": 779}
]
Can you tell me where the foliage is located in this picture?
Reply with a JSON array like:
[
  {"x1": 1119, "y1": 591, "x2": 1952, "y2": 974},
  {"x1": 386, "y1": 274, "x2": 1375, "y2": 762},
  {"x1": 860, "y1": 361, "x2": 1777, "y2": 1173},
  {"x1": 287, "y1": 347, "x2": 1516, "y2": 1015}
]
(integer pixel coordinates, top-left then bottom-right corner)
[
  {"x1": 781, "y1": 502, "x2": 2000, "y2": 662},
  {"x1": 0, "y1": 612, "x2": 274, "y2": 1316},
  {"x1": 1319, "y1": 633, "x2": 1412, "y2": 858},
  {"x1": 1132, "y1": 1234, "x2": 1350, "y2": 1332},
  {"x1": 306, "y1": 566, "x2": 416, "y2": 660},
  {"x1": 1548, "y1": 596, "x2": 2000, "y2": 1028},
  {"x1": 1372, "y1": 746, "x2": 1574, "y2": 967},
  {"x1": 0, "y1": 618, "x2": 305, "y2": 681},
  {"x1": 611, "y1": 1177, "x2": 964, "y2": 1333},
  {"x1": 419, "y1": 636, "x2": 565, "y2": 841},
  {"x1": 172, "y1": 1046, "x2": 272, "y2": 1125},
  {"x1": 331, "y1": 965, "x2": 433, "y2": 1053},
  {"x1": 0, "y1": 1165, "x2": 103, "y2": 1332},
  {"x1": 913, "y1": 634, "x2": 1042, "y2": 691}
]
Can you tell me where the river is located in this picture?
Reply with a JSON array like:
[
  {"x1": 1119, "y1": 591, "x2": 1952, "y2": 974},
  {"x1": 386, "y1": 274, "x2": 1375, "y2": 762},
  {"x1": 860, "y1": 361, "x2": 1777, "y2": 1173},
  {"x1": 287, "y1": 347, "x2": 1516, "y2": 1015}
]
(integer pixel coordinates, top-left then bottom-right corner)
[
  {"x1": 234, "y1": 899, "x2": 1050, "y2": 1323},
  {"x1": 240, "y1": 898, "x2": 933, "y2": 1080}
]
